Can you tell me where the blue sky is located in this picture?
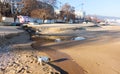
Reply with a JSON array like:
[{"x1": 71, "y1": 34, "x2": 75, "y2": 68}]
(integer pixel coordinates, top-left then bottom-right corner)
[{"x1": 58, "y1": 0, "x2": 120, "y2": 17}]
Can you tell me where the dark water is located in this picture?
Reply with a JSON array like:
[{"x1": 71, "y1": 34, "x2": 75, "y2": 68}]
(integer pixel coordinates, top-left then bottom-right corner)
[{"x1": 38, "y1": 35, "x2": 86, "y2": 43}]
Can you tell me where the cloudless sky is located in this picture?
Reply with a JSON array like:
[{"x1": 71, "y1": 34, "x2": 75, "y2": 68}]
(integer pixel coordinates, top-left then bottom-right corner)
[{"x1": 58, "y1": 0, "x2": 120, "y2": 17}]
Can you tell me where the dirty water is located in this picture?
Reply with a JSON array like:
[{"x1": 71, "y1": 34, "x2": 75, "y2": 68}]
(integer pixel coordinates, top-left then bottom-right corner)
[{"x1": 37, "y1": 35, "x2": 86, "y2": 43}]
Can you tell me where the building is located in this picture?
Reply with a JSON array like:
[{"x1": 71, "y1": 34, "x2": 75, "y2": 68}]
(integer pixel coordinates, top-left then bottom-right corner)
[
  {"x1": 105, "y1": 18, "x2": 120, "y2": 23},
  {"x1": 75, "y1": 11, "x2": 86, "y2": 19}
]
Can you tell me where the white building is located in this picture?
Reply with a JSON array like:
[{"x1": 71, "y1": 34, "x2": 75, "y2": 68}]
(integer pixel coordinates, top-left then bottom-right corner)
[
  {"x1": 105, "y1": 18, "x2": 120, "y2": 23},
  {"x1": 55, "y1": 10, "x2": 60, "y2": 15},
  {"x1": 75, "y1": 11, "x2": 86, "y2": 19}
]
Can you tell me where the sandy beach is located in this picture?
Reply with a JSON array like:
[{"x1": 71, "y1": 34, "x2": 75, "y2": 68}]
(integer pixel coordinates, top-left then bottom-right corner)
[
  {"x1": 59, "y1": 31, "x2": 120, "y2": 74},
  {"x1": 32, "y1": 25, "x2": 120, "y2": 74},
  {"x1": 1, "y1": 25, "x2": 120, "y2": 74}
]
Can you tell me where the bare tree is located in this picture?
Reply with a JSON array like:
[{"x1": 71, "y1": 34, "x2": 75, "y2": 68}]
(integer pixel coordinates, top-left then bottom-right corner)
[
  {"x1": 37, "y1": 0, "x2": 57, "y2": 7},
  {"x1": 60, "y1": 3, "x2": 75, "y2": 23},
  {"x1": 20, "y1": 0, "x2": 55, "y2": 22},
  {"x1": 31, "y1": 6, "x2": 54, "y2": 23},
  {"x1": 21, "y1": 0, "x2": 39, "y2": 16},
  {"x1": 0, "y1": 6, "x2": 2, "y2": 22},
  {"x1": 21, "y1": 0, "x2": 56, "y2": 16},
  {"x1": 0, "y1": 2, "x2": 11, "y2": 17}
]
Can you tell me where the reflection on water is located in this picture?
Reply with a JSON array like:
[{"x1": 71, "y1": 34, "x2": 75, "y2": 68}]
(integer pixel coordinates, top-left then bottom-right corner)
[
  {"x1": 72, "y1": 37, "x2": 86, "y2": 41},
  {"x1": 55, "y1": 39, "x2": 61, "y2": 42},
  {"x1": 38, "y1": 35, "x2": 86, "y2": 43},
  {"x1": 54, "y1": 36, "x2": 86, "y2": 42}
]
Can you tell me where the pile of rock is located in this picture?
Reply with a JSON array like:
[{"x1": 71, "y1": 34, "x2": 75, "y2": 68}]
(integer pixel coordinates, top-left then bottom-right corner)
[
  {"x1": 0, "y1": 30, "x2": 61, "y2": 74},
  {"x1": 0, "y1": 52, "x2": 61, "y2": 74},
  {"x1": 0, "y1": 52, "x2": 44, "y2": 74}
]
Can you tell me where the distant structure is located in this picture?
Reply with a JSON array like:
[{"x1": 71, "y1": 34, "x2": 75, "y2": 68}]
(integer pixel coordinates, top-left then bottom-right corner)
[
  {"x1": 105, "y1": 18, "x2": 120, "y2": 23},
  {"x1": 55, "y1": 10, "x2": 60, "y2": 15},
  {"x1": 75, "y1": 1, "x2": 86, "y2": 20},
  {"x1": 75, "y1": 11, "x2": 86, "y2": 19}
]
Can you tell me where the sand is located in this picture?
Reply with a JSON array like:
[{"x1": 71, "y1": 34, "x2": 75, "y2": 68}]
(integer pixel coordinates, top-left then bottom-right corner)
[
  {"x1": 1, "y1": 25, "x2": 120, "y2": 74},
  {"x1": 50, "y1": 25, "x2": 120, "y2": 74},
  {"x1": 59, "y1": 38, "x2": 120, "y2": 74},
  {"x1": 32, "y1": 25, "x2": 120, "y2": 74}
]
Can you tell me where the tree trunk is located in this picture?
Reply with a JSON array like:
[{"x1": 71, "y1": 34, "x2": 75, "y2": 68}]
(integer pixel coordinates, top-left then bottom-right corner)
[
  {"x1": 0, "y1": 13, "x2": 2, "y2": 22},
  {"x1": 14, "y1": 14, "x2": 17, "y2": 22},
  {"x1": 43, "y1": 15, "x2": 45, "y2": 23}
]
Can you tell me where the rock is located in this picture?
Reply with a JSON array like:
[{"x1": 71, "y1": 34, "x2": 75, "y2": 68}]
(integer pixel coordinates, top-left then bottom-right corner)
[
  {"x1": 0, "y1": 67, "x2": 6, "y2": 71},
  {"x1": 13, "y1": 62, "x2": 20, "y2": 68},
  {"x1": 8, "y1": 63, "x2": 13, "y2": 67},
  {"x1": 24, "y1": 65, "x2": 29, "y2": 70},
  {"x1": 17, "y1": 67, "x2": 25, "y2": 73}
]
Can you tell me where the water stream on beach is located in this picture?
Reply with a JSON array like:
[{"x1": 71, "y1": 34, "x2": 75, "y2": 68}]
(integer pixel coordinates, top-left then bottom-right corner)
[{"x1": 36, "y1": 35, "x2": 86, "y2": 43}]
